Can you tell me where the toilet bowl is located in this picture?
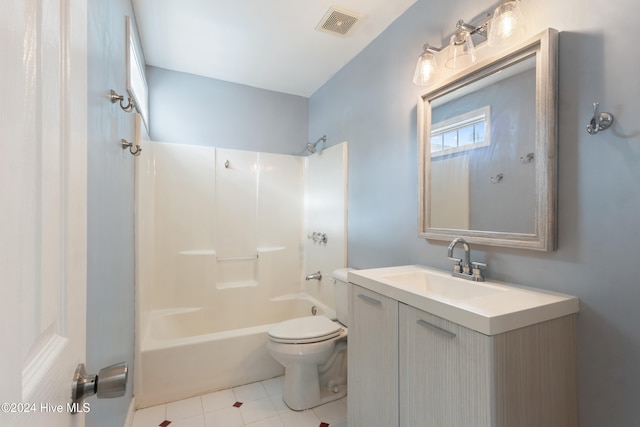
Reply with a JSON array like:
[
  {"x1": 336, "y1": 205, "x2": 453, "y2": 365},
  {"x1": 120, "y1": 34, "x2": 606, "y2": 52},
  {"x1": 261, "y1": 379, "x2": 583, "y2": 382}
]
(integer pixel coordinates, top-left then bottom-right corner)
[{"x1": 267, "y1": 268, "x2": 352, "y2": 410}]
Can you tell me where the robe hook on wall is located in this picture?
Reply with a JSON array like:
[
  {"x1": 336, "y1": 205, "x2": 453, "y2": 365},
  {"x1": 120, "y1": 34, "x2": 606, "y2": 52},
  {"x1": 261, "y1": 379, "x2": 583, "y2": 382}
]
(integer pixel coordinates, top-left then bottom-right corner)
[
  {"x1": 520, "y1": 153, "x2": 534, "y2": 164},
  {"x1": 110, "y1": 89, "x2": 135, "y2": 113},
  {"x1": 490, "y1": 173, "x2": 504, "y2": 184},
  {"x1": 121, "y1": 138, "x2": 142, "y2": 156},
  {"x1": 586, "y1": 102, "x2": 613, "y2": 135}
]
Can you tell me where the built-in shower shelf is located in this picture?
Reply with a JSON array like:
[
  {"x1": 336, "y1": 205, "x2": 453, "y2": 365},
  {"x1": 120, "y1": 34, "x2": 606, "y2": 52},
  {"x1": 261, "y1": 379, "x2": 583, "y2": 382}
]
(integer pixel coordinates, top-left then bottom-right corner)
[
  {"x1": 216, "y1": 280, "x2": 258, "y2": 290},
  {"x1": 177, "y1": 248, "x2": 285, "y2": 257},
  {"x1": 257, "y1": 246, "x2": 286, "y2": 253},
  {"x1": 217, "y1": 255, "x2": 258, "y2": 262},
  {"x1": 178, "y1": 250, "x2": 216, "y2": 256}
]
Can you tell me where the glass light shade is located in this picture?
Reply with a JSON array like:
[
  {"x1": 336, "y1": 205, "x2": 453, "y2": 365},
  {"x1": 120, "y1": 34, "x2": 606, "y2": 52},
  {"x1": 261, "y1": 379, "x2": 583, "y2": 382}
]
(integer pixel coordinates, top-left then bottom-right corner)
[
  {"x1": 487, "y1": 0, "x2": 526, "y2": 47},
  {"x1": 445, "y1": 30, "x2": 476, "y2": 69},
  {"x1": 413, "y1": 49, "x2": 440, "y2": 86}
]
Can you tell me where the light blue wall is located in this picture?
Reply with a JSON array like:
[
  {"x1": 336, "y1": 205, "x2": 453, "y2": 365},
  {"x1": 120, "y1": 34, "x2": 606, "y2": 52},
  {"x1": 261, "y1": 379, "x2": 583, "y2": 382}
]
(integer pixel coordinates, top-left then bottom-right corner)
[
  {"x1": 310, "y1": 0, "x2": 640, "y2": 426},
  {"x1": 147, "y1": 66, "x2": 308, "y2": 154},
  {"x1": 87, "y1": 0, "x2": 137, "y2": 425}
]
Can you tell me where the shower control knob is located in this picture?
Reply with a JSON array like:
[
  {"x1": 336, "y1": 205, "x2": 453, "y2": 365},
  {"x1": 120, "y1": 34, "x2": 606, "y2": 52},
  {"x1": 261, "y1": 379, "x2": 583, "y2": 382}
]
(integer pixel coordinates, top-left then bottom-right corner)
[{"x1": 71, "y1": 362, "x2": 128, "y2": 411}]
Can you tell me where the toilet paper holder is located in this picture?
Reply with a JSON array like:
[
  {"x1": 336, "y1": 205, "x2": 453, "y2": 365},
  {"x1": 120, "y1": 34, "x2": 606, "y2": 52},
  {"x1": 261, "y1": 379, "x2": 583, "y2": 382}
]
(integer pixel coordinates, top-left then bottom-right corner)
[{"x1": 71, "y1": 362, "x2": 128, "y2": 413}]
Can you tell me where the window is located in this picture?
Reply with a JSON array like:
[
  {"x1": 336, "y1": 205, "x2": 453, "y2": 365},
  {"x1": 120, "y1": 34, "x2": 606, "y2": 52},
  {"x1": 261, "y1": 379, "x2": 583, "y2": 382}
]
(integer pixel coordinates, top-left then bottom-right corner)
[
  {"x1": 126, "y1": 16, "x2": 149, "y2": 131},
  {"x1": 430, "y1": 106, "x2": 490, "y2": 157}
]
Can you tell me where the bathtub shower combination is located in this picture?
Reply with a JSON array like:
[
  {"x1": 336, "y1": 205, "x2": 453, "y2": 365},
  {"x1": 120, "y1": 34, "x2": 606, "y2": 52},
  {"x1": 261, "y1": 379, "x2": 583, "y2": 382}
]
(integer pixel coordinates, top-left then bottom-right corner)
[{"x1": 135, "y1": 141, "x2": 347, "y2": 408}]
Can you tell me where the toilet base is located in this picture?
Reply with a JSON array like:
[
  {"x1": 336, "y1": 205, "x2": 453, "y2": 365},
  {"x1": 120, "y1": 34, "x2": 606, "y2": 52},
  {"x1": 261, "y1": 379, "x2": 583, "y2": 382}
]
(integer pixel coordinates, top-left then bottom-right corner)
[
  {"x1": 281, "y1": 340, "x2": 347, "y2": 411},
  {"x1": 283, "y1": 377, "x2": 347, "y2": 411}
]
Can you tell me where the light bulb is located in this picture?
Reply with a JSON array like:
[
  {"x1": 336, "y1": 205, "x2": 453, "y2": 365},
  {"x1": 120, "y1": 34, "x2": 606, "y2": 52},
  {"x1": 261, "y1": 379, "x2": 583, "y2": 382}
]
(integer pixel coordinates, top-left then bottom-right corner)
[
  {"x1": 413, "y1": 46, "x2": 440, "y2": 86},
  {"x1": 445, "y1": 30, "x2": 476, "y2": 69},
  {"x1": 488, "y1": 0, "x2": 526, "y2": 47}
]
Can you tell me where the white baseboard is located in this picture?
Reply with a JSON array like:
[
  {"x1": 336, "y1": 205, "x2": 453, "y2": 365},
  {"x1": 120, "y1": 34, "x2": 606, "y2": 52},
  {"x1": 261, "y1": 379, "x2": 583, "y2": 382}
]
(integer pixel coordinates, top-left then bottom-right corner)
[{"x1": 123, "y1": 397, "x2": 136, "y2": 427}]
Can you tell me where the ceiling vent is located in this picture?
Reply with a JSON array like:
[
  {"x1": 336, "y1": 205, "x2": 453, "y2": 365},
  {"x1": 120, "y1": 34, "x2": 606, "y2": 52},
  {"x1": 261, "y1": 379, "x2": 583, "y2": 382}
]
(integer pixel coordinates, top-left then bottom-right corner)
[{"x1": 316, "y1": 6, "x2": 362, "y2": 37}]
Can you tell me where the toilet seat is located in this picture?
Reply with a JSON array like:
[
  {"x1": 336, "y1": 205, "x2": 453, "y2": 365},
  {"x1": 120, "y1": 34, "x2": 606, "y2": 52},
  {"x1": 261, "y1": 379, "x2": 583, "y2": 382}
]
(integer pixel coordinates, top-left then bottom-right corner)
[{"x1": 268, "y1": 316, "x2": 343, "y2": 344}]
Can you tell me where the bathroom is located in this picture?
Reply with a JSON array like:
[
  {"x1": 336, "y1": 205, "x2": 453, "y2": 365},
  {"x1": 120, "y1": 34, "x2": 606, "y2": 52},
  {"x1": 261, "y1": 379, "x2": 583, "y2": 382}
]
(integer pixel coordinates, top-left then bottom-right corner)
[
  {"x1": 93, "y1": 0, "x2": 640, "y2": 426},
  {"x1": 3, "y1": 0, "x2": 638, "y2": 426}
]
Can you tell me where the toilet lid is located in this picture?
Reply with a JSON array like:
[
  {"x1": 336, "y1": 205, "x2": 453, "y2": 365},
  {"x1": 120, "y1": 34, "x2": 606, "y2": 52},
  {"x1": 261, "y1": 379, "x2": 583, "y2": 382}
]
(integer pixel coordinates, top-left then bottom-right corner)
[{"x1": 268, "y1": 316, "x2": 342, "y2": 344}]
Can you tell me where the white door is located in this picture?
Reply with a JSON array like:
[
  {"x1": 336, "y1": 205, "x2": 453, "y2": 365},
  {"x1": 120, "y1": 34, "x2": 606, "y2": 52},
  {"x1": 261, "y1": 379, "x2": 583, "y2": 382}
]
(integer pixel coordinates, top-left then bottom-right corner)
[{"x1": 0, "y1": 1, "x2": 88, "y2": 426}]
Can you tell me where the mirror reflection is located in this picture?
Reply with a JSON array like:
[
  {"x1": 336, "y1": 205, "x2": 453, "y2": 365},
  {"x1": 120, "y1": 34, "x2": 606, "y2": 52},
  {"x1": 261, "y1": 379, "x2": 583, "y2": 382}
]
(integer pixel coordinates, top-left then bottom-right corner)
[{"x1": 429, "y1": 56, "x2": 536, "y2": 233}]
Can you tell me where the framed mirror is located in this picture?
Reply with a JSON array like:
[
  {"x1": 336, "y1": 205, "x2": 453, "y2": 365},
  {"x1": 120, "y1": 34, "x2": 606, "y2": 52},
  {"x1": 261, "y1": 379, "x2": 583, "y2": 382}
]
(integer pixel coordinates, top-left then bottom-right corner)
[{"x1": 418, "y1": 29, "x2": 558, "y2": 251}]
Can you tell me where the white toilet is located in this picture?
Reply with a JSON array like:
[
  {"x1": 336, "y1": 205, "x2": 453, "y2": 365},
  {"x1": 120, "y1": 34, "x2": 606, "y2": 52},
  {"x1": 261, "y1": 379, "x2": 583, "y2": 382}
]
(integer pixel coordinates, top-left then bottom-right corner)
[{"x1": 267, "y1": 268, "x2": 351, "y2": 410}]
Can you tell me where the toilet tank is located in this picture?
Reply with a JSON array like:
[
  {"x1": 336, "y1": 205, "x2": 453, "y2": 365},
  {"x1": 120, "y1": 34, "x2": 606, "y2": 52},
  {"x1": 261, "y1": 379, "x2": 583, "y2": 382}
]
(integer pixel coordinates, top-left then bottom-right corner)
[{"x1": 331, "y1": 268, "x2": 353, "y2": 327}]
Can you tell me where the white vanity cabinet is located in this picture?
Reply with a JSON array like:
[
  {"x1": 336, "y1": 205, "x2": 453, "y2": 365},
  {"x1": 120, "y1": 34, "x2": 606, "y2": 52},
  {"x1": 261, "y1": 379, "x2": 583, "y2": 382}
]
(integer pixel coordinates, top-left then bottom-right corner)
[
  {"x1": 348, "y1": 284, "x2": 398, "y2": 427},
  {"x1": 348, "y1": 285, "x2": 579, "y2": 427}
]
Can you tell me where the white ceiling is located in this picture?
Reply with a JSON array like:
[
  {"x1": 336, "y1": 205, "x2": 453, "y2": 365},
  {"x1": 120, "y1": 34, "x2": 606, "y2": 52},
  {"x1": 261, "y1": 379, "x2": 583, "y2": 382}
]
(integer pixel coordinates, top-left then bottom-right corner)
[{"x1": 132, "y1": 0, "x2": 417, "y2": 97}]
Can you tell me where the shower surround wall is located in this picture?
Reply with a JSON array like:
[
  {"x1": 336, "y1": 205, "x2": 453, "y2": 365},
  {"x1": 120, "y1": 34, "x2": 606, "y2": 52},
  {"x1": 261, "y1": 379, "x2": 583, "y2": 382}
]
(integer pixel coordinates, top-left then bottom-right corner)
[
  {"x1": 138, "y1": 142, "x2": 303, "y2": 312},
  {"x1": 135, "y1": 141, "x2": 347, "y2": 407}
]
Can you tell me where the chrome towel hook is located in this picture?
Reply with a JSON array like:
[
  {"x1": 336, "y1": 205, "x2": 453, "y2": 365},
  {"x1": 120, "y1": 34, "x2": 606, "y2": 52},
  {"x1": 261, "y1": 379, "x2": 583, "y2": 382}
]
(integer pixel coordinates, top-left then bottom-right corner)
[
  {"x1": 490, "y1": 173, "x2": 504, "y2": 184},
  {"x1": 110, "y1": 89, "x2": 135, "y2": 113},
  {"x1": 519, "y1": 153, "x2": 534, "y2": 164},
  {"x1": 121, "y1": 138, "x2": 142, "y2": 156},
  {"x1": 586, "y1": 102, "x2": 614, "y2": 135}
]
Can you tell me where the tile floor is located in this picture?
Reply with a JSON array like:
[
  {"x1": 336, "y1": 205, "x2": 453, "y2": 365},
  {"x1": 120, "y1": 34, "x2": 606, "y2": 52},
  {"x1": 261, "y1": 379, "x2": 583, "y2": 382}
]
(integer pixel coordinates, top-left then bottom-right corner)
[{"x1": 132, "y1": 376, "x2": 348, "y2": 427}]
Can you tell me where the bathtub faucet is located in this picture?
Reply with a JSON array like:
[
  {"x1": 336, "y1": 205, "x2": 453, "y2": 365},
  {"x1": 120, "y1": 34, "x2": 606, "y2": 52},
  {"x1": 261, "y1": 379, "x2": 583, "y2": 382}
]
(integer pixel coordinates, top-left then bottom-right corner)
[{"x1": 305, "y1": 271, "x2": 322, "y2": 281}]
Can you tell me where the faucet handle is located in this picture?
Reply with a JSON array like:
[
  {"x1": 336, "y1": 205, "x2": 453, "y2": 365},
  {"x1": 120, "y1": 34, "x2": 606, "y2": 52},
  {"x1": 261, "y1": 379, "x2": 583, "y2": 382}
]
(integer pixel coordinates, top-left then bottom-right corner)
[
  {"x1": 448, "y1": 257, "x2": 463, "y2": 273},
  {"x1": 470, "y1": 262, "x2": 487, "y2": 281}
]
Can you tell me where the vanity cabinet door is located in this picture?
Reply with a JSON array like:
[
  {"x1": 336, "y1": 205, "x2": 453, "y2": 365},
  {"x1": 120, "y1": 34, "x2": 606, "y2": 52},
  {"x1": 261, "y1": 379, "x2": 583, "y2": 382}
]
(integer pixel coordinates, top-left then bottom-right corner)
[
  {"x1": 349, "y1": 285, "x2": 399, "y2": 427},
  {"x1": 399, "y1": 304, "x2": 493, "y2": 427}
]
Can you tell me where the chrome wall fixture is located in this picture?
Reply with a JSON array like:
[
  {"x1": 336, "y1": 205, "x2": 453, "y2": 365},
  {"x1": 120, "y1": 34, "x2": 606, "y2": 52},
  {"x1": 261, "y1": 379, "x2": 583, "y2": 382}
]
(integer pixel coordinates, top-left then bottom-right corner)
[
  {"x1": 413, "y1": 0, "x2": 526, "y2": 86},
  {"x1": 586, "y1": 102, "x2": 614, "y2": 135},
  {"x1": 308, "y1": 232, "x2": 328, "y2": 244},
  {"x1": 306, "y1": 135, "x2": 327, "y2": 154},
  {"x1": 490, "y1": 173, "x2": 504, "y2": 184},
  {"x1": 520, "y1": 153, "x2": 535, "y2": 164},
  {"x1": 121, "y1": 113, "x2": 143, "y2": 156},
  {"x1": 122, "y1": 138, "x2": 142, "y2": 156},
  {"x1": 110, "y1": 89, "x2": 135, "y2": 112}
]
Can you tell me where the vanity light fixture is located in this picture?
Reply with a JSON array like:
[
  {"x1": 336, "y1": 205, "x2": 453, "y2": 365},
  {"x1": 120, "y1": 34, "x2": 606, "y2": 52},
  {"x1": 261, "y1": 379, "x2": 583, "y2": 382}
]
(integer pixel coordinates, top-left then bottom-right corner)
[
  {"x1": 413, "y1": 44, "x2": 442, "y2": 85},
  {"x1": 412, "y1": 1, "x2": 526, "y2": 85},
  {"x1": 413, "y1": 18, "x2": 489, "y2": 85},
  {"x1": 487, "y1": 0, "x2": 526, "y2": 47},
  {"x1": 445, "y1": 24, "x2": 479, "y2": 69}
]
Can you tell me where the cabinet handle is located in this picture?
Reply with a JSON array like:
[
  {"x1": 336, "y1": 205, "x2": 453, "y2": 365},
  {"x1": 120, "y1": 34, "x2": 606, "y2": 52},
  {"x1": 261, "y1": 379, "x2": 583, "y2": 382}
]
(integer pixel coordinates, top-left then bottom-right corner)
[
  {"x1": 417, "y1": 319, "x2": 456, "y2": 338},
  {"x1": 358, "y1": 294, "x2": 382, "y2": 305}
]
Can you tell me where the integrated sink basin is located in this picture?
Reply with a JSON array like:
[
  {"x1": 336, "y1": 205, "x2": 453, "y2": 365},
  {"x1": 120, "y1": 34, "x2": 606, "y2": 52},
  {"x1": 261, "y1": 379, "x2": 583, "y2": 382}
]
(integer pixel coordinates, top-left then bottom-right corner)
[
  {"x1": 379, "y1": 270, "x2": 505, "y2": 300},
  {"x1": 348, "y1": 265, "x2": 579, "y2": 335}
]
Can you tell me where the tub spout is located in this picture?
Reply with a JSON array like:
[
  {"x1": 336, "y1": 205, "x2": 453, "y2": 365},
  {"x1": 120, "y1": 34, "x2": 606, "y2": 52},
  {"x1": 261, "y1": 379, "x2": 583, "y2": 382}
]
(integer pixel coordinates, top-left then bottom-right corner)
[{"x1": 305, "y1": 271, "x2": 322, "y2": 281}]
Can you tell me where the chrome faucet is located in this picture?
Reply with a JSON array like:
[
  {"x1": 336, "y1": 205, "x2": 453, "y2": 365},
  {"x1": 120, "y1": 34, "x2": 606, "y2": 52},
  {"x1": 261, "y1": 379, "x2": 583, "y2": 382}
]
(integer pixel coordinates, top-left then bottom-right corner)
[
  {"x1": 305, "y1": 271, "x2": 322, "y2": 281},
  {"x1": 447, "y1": 237, "x2": 486, "y2": 282}
]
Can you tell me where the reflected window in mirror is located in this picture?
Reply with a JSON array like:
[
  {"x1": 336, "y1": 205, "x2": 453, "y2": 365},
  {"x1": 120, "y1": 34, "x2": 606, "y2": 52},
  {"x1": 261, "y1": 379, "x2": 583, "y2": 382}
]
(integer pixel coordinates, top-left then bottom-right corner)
[{"x1": 431, "y1": 106, "x2": 490, "y2": 156}]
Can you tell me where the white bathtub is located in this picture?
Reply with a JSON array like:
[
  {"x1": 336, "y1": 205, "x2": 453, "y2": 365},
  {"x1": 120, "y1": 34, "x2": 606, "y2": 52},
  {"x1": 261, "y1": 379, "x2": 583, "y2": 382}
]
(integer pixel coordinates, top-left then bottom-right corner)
[{"x1": 136, "y1": 293, "x2": 336, "y2": 408}]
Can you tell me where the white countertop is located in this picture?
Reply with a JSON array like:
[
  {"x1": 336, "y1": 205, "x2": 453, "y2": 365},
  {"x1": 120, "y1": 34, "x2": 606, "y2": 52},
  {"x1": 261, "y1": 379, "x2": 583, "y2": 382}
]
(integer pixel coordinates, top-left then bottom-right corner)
[{"x1": 348, "y1": 265, "x2": 579, "y2": 336}]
